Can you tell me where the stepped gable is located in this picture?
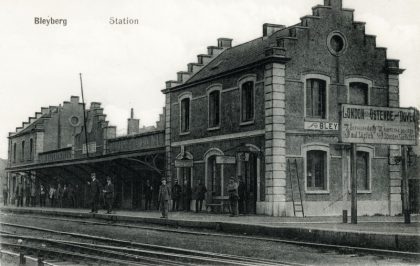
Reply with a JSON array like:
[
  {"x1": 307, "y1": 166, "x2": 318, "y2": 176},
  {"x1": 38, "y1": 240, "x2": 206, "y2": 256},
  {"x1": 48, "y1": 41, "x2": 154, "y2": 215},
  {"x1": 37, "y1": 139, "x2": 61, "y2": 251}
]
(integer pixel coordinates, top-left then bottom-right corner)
[
  {"x1": 171, "y1": 0, "x2": 399, "y2": 87},
  {"x1": 10, "y1": 97, "x2": 82, "y2": 137},
  {"x1": 165, "y1": 38, "x2": 233, "y2": 89}
]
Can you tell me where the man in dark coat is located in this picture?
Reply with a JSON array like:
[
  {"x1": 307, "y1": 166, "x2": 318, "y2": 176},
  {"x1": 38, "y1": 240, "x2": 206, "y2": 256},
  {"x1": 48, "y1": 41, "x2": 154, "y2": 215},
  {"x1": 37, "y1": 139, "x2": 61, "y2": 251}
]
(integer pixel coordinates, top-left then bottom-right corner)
[
  {"x1": 15, "y1": 178, "x2": 24, "y2": 207},
  {"x1": 237, "y1": 177, "x2": 246, "y2": 214},
  {"x1": 89, "y1": 173, "x2": 101, "y2": 213},
  {"x1": 194, "y1": 182, "x2": 207, "y2": 213},
  {"x1": 158, "y1": 178, "x2": 171, "y2": 218},
  {"x1": 144, "y1": 179, "x2": 153, "y2": 210},
  {"x1": 182, "y1": 180, "x2": 192, "y2": 211},
  {"x1": 3, "y1": 184, "x2": 8, "y2": 206},
  {"x1": 103, "y1": 177, "x2": 114, "y2": 214},
  {"x1": 171, "y1": 180, "x2": 182, "y2": 211}
]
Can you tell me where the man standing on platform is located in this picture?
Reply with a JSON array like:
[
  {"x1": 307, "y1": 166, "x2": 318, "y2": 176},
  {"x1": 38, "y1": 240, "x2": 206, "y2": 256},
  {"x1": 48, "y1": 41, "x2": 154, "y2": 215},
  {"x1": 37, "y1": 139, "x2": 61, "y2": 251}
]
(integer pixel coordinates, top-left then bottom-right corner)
[
  {"x1": 194, "y1": 182, "x2": 207, "y2": 213},
  {"x1": 158, "y1": 178, "x2": 171, "y2": 218},
  {"x1": 15, "y1": 177, "x2": 23, "y2": 207},
  {"x1": 144, "y1": 179, "x2": 153, "y2": 210},
  {"x1": 30, "y1": 180, "x2": 37, "y2": 207},
  {"x1": 182, "y1": 180, "x2": 192, "y2": 211},
  {"x1": 89, "y1": 173, "x2": 101, "y2": 213},
  {"x1": 171, "y1": 179, "x2": 181, "y2": 211},
  {"x1": 227, "y1": 177, "x2": 239, "y2": 217},
  {"x1": 3, "y1": 184, "x2": 8, "y2": 206},
  {"x1": 103, "y1": 177, "x2": 114, "y2": 214}
]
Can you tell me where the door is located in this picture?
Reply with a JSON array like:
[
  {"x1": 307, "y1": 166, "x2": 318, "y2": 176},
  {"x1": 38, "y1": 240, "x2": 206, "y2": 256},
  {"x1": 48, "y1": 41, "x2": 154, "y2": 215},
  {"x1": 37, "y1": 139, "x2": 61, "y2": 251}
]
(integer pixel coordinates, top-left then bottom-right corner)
[{"x1": 240, "y1": 153, "x2": 258, "y2": 214}]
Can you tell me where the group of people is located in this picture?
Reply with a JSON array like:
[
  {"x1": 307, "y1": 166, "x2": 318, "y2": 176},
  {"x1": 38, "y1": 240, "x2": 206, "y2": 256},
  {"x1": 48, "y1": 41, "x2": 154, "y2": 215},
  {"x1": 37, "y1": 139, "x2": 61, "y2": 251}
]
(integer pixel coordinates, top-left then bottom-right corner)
[
  {"x1": 11, "y1": 179, "x2": 80, "y2": 208},
  {"x1": 4, "y1": 173, "x2": 247, "y2": 218},
  {"x1": 157, "y1": 178, "x2": 208, "y2": 218},
  {"x1": 88, "y1": 173, "x2": 114, "y2": 214}
]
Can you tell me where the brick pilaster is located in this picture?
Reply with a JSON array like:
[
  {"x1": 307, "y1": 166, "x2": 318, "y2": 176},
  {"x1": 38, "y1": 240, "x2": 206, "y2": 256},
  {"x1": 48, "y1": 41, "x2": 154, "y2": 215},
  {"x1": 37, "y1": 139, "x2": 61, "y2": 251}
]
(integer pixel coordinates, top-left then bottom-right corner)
[
  {"x1": 388, "y1": 73, "x2": 402, "y2": 215},
  {"x1": 264, "y1": 63, "x2": 287, "y2": 216},
  {"x1": 165, "y1": 94, "x2": 172, "y2": 181}
]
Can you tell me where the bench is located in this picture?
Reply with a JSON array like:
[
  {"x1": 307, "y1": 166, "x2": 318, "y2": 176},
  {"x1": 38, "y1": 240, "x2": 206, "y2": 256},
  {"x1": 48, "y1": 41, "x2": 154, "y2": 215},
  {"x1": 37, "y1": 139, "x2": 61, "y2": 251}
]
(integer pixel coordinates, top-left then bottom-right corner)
[{"x1": 206, "y1": 199, "x2": 230, "y2": 213}]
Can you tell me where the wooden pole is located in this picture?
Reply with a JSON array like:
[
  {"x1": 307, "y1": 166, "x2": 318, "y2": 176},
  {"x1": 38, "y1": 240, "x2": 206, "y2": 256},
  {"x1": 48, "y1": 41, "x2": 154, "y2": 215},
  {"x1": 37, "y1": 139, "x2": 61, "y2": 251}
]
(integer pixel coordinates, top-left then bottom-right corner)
[
  {"x1": 401, "y1": 145, "x2": 411, "y2": 224},
  {"x1": 350, "y1": 143, "x2": 357, "y2": 224},
  {"x1": 79, "y1": 73, "x2": 89, "y2": 158}
]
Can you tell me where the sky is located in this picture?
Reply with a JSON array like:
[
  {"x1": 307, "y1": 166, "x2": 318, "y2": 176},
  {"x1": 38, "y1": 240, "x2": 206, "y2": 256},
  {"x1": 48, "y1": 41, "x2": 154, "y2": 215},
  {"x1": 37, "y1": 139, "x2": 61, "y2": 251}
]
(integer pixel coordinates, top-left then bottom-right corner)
[{"x1": 0, "y1": 0, "x2": 419, "y2": 159}]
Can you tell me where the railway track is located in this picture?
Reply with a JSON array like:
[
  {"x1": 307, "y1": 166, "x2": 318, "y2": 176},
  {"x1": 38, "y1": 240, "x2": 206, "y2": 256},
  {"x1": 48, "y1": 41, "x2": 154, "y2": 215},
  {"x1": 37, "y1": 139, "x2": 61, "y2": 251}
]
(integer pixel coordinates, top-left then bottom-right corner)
[
  {"x1": 0, "y1": 222, "x2": 293, "y2": 266},
  {"x1": 1, "y1": 211, "x2": 419, "y2": 261}
]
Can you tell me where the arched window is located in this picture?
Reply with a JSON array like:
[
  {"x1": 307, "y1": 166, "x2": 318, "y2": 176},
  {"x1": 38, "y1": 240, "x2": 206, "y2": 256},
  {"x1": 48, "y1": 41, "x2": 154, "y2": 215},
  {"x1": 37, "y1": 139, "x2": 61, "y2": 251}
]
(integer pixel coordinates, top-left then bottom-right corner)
[
  {"x1": 349, "y1": 82, "x2": 368, "y2": 105},
  {"x1": 13, "y1": 143, "x2": 17, "y2": 163},
  {"x1": 241, "y1": 81, "x2": 254, "y2": 122},
  {"x1": 208, "y1": 89, "x2": 220, "y2": 128},
  {"x1": 345, "y1": 78, "x2": 372, "y2": 105},
  {"x1": 306, "y1": 150, "x2": 327, "y2": 190},
  {"x1": 306, "y1": 79, "x2": 326, "y2": 119},
  {"x1": 21, "y1": 141, "x2": 25, "y2": 162},
  {"x1": 204, "y1": 148, "x2": 224, "y2": 198},
  {"x1": 356, "y1": 151, "x2": 370, "y2": 191},
  {"x1": 29, "y1": 139, "x2": 34, "y2": 160},
  {"x1": 207, "y1": 155, "x2": 222, "y2": 196},
  {"x1": 348, "y1": 146, "x2": 373, "y2": 193},
  {"x1": 180, "y1": 97, "x2": 191, "y2": 133}
]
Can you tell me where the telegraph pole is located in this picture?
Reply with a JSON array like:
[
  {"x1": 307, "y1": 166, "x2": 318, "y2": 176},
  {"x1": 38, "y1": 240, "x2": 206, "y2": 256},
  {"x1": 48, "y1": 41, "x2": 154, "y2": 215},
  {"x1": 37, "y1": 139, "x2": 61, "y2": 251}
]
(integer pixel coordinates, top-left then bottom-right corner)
[
  {"x1": 79, "y1": 73, "x2": 89, "y2": 158},
  {"x1": 350, "y1": 143, "x2": 358, "y2": 224}
]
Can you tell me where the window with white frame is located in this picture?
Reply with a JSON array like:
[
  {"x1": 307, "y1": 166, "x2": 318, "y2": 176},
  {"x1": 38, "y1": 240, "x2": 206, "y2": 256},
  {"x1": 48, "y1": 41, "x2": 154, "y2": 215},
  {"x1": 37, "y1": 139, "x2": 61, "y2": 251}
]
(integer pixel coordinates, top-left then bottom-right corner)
[
  {"x1": 306, "y1": 150, "x2": 327, "y2": 191},
  {"x1": 208, "y1": 90, "x2": 220, "y2": 128},
  {"x1": 13, "y1": 143, "x2": 17, "y2": 163},
  {"x1": 306, "y1": 79, "x2": 326, "y2": 119},
  {"x1": 29, "y1": 139, "x2": 34, "y2": 160},
  {"x1": 207, "y1": 155, "x2": 222, "y2": 196},
  {"x1": 349, "y1": 82, "x2": 368, "y2": 105},
  {"x1": 180, "y1": 97, "x2": 190, "y2": 133},
  {"x1": 21, "y1": 141, "x2": 25, "y2": 162},
  {"x1": 241, "y1": 81, "x2": 254, "y2": 122},
  {"x1": 355, "y1": 151, "x2": 370, "y2": 191}
]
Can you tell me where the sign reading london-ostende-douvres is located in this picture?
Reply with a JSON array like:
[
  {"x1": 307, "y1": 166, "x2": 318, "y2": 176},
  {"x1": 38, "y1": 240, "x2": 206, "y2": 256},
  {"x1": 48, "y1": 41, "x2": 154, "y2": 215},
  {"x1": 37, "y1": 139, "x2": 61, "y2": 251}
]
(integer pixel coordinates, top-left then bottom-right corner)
[{"x1": 340, "y1": 104, "x2": 418, "y2": 145}]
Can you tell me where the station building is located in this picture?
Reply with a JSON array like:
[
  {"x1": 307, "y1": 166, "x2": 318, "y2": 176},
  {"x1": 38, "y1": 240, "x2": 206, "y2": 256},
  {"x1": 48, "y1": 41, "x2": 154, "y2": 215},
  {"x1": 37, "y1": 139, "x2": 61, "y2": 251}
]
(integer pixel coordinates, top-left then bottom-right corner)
[
  {"x1": 5, "y1": 0, "x2": 418, "y2": 216},
  {"x1": 162, "y1": 0, "x2": 412, "y2": 216},
  {"x1": 6, "y1": 97, "x2": 165, "y2": 209}
]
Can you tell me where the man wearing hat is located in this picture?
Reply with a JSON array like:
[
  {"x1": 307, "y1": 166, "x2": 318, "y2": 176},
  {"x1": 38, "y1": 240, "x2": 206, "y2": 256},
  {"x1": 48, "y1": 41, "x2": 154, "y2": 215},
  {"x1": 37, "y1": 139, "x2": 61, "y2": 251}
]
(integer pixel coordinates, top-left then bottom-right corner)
[
  {"x1": 89, "y1": 173, "x2": 101, "y2": 213},
  {"x1": 171, "y1": 179, "x2": 182, "y2": 211},
  {"x1": 158, "y1": 177, "x2": 171, "y2": 218},
  {"x1": 103, "y1": 176, "x2": 114, "y2": 214},
  {"x1": 227, "y1": 177, "x2": 239, "y2": 217}
]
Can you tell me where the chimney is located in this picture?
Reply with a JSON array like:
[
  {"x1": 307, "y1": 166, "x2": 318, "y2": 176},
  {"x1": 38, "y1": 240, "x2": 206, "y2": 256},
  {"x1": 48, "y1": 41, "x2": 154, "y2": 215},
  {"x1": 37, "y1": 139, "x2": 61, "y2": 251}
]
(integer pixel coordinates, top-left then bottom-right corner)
[
  {"x1": 263, "y1": 23, "x2": 286, "y2": 37},
  {"x1": 70, "y1": 96, "x2": 79, "y2": 104},
  {"x1": 324, "y1": 0, "x2": 342, "y2": 9},
  {"x1": 127, "y1": 108, "x2": 140, "y2": 135},
  {"x1": 217, "y1": 38, "x2": 233, "y2": 49}
]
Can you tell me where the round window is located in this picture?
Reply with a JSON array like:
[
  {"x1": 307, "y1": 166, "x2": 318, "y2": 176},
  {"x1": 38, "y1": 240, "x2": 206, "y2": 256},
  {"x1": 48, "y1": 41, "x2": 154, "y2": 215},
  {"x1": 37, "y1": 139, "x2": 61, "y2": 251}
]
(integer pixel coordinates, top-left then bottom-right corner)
[
  {"x1": 69, "y1": 116, "x2": 80, "y2": 127},
  {"x1": 327, "y1": 31, "x2": 347, "y2": 56}
]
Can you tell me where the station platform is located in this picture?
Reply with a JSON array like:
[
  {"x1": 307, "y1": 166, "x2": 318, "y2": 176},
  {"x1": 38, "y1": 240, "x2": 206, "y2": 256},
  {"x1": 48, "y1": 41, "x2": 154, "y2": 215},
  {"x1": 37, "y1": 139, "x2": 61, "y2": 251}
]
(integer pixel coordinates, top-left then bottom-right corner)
[{"x1": 1, "y1": 206, "x2": 419, "y2": 252}]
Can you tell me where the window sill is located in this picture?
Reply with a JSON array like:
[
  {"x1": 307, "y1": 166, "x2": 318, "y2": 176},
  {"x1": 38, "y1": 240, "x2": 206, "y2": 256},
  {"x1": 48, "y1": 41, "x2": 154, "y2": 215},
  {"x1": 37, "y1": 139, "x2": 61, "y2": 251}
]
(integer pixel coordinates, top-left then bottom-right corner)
[
  {"x1": 179, "y1": 131, "x2": 190, "y2": 136},
  {"x1": 207, "y1": 126, "x2": 220, "y2": 132},
  {"x1": 304, "y1": 117, "x2": 329, "y2": 122},
  {"x1": 350, "y1": 190, "x2": 372, "y2": 194},
  {"x1": 305, "y1": 190, "x2": 329, "y2": 195},
  {"x1": 240, "y1": 120, "x2": 254, "y2": 126}
]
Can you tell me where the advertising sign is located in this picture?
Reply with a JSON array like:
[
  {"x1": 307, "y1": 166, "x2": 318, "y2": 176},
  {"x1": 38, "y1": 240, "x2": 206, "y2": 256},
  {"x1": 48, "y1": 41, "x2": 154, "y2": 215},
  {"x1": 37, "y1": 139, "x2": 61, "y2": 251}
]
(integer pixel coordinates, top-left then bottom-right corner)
[
  {"x1": 304, "y1": 121, "x2": 339, "y2": 131},
  {"x1": 174, "y1": 159, "x2": 193, "y2": 168},
  {"x1": 340, "y1": 104, "x2": 418, "y2": 145},
  {"x1": 216, "y1": 155, "x2": 236, "y2": 164}
]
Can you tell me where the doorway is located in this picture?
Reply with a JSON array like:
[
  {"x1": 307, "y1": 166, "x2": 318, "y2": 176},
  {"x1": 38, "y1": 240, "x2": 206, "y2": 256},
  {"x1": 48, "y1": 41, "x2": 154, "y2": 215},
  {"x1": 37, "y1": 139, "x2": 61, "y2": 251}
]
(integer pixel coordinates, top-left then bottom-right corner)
[{"x1": 238, "y1": 152, "x2": 258, "y2": 214}]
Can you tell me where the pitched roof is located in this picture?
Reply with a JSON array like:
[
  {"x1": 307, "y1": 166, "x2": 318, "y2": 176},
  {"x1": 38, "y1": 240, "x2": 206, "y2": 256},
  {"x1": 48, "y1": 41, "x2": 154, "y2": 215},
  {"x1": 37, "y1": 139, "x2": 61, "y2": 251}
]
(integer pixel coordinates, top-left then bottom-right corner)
[{"x1": 184, "y1": 26, "x2": 291, "y2": 85}]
